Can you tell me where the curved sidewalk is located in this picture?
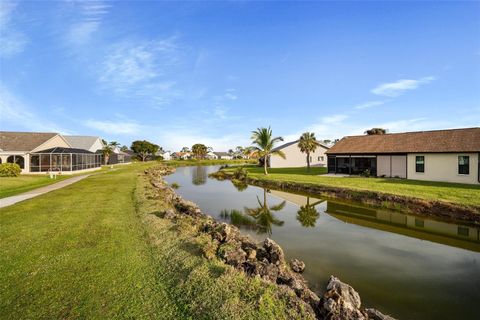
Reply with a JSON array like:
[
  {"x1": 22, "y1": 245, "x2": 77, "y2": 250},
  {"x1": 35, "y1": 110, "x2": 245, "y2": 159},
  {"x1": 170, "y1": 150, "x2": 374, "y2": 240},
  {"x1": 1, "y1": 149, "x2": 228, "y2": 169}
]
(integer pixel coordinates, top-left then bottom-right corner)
[{"x1": 0, "y1": 175, "x2": 91, "y2": 209}]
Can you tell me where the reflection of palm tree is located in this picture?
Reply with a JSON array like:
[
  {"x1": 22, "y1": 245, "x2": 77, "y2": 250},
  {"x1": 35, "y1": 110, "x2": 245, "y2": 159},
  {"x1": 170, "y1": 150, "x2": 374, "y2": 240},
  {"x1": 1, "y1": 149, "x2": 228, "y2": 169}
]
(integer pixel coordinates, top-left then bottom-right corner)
[
  {"x1": 244, "y1": 189, "x2": 285, "y2": 235},
  {"x1": 297, "y1": 197, "x2": 323, "y2": 227},
  {"x1": 192, "y1": 166, "x2": 207, "y2": 185}
]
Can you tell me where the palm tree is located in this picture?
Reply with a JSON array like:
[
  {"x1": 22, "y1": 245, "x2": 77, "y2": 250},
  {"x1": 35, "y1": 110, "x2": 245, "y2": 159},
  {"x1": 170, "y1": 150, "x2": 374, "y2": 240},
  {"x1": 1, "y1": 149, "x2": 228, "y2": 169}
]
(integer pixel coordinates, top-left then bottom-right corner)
[
  {"x1": 191, "y1": 143, "x2": 208, "y2": 159},
  {"x1": 296, "y1": 197, "x2": 324, "y2": 227},
  {"x1": 101, "y1": 145, "x2": 113, "y2": 165},
  {"x1": 298, "y1": 132, "x2": 319, "y2": 171},
  {"x1": 244, "y1": 189, "x2": 285, "y2": 235},
  {"x1": 251, "y1": 127, "x2": 285, "y2": 175}
]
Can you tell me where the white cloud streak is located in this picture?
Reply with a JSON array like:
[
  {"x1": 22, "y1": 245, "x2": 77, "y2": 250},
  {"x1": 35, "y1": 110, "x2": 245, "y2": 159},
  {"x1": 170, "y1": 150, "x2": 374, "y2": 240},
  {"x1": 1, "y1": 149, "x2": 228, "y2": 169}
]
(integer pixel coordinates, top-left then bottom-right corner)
[
  {"x1": 354, "y1": 100, "x2": 390, "y2": 109},
  {"x1": 371, "y1": 76, "x2": 435, "y2": 97},
  {"x1": 0, "y1": 1, "x2": 28, "y2": 57},
  {"x1": 0, "y1": 86, "x2": 70, "y2": 133},
  {"x1": 66, "y1": 1, "x2": 111, "y2": 46},
  {"x1": 84, "y1": 119, "x2": 142, "y2": 135}
]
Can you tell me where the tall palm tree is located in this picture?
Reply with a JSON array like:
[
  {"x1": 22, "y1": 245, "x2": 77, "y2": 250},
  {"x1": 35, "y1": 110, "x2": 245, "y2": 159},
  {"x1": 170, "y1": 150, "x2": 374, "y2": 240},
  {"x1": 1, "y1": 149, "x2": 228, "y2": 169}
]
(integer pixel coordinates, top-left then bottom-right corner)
[
  {"x1": 251, "y1": 127, "x2": 285, "y2": 175},
  {"x1": 244, "y1": 189, "x2": 285, "y2": 235},
  {"x1": 296, "y1": 197, "x2": 324, "y2": 227},
  {"x1": 298, "y1": 132, "x2": 319, "y2": 171}
]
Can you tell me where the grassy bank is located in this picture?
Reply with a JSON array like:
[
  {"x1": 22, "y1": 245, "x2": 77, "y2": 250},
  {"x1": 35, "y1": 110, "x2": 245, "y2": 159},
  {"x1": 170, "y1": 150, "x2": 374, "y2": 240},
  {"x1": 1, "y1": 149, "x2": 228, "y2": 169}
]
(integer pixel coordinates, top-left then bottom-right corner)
[
  {"x1": 0, "y1": 174, "x2": 71, "y2": 199},
  {"x1": 221, "y1": 166, "x2": 480, "y2": 209},
  {"x1": 0, "y1": 162, "x2": 312, "y2": 319}
]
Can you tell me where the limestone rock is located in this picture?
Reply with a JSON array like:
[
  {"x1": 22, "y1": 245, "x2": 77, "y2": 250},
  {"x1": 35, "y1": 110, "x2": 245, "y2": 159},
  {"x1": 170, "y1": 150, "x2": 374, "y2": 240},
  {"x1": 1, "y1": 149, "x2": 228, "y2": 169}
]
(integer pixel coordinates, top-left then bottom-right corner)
[
  {"x1": 319, "y1": 276, "x2": 366, "y2": 320},
  {"x1": 290, "y1": 258, "x2": 306, "y2": 273},
  {"x1": 365, "y1": 308, "x2": 397, "y2": 320},
  {"x1": 263, "y1": 238, "x2": 285, "y2": 266}
]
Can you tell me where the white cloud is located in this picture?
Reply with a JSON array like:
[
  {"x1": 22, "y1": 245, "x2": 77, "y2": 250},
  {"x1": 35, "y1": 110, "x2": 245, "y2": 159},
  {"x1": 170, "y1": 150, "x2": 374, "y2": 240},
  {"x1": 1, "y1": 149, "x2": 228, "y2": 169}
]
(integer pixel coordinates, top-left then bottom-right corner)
[
  {"x1": 0, "y1": 1, "x2": 28, "y2": 57},
  {"x1": 354, "y1": 100, "x2": 390, "y2": 109},
  {"x1": 84, "y1": 119, "x2": 142, "y2": 135},
  {"x1": 66, "y1": 1, "x2": 111, "y2": 46},
  {"x1": 97, "y1": 37, "x2": 181, "y2": 107},
  {"x1": 0, "y1": 86, "x2": 70, "y2": 133},
  {"x1": 371, "y1": 76, "x2": 435, "y2": 97},
  {"x1": 320, "y1": 114, "x2": 349, "y2": 124}
]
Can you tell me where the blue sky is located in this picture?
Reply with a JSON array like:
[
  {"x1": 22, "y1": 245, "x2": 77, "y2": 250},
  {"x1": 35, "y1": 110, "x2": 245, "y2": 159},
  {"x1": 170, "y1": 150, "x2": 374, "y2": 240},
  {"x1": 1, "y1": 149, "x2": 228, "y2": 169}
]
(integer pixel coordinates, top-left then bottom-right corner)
[{"x1": 1, "y1": 0, "x2": 479, "y2": 150}]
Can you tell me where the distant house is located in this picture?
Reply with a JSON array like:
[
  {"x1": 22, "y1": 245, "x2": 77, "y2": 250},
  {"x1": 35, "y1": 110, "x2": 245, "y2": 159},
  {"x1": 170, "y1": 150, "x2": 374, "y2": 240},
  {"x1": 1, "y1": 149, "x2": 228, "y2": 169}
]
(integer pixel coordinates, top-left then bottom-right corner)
[
  {"x1": 213, "y1": 152, "x2": 233, "y2": 160},
  {"x1": 326, "y1": 127, "x2": 480, "y2": 184},
  {"x1": 206, "y1": 152, "x2": 217, "y2": 160},
  {"x1": 270, "y1": 140, "x2": 329, "y2": 168},
  {"x1": 171, "y1": 152, "x2": 190, "y2": 160},
  {"x1": 64, "y1": 135, "x2": 105, "y2": 153},
  {"x1": 0, "y1": 131, "x2": 102, "y2": 174}
]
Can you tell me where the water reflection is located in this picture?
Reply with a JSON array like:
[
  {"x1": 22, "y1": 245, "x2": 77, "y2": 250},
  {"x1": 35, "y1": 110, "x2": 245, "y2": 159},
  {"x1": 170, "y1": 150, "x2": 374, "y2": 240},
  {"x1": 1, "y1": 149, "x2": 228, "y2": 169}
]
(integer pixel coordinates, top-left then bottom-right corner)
[
  {"x1": 192, "y1": 166, "x2": 207, "y2": 185},
  {"x1": 164, "y1": 166, "x2": 480, "y2": 320},
  {"x1": 297, "y1": 197, "x2": 324, "y2": 227}
]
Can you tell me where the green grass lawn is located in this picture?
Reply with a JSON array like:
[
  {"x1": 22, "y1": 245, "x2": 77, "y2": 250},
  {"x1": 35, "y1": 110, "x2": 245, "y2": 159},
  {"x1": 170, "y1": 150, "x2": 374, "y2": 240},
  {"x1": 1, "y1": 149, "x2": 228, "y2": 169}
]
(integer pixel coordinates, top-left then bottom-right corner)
[
  {"x1": 225, "y1": 166, "x2": 480, "y2": 208},
  {"x1": 0, "y1": 174, "x2": 71, "y2": 199},
  {"x1": 0, "y1": 162, "x2": 312, "y2": 319}
]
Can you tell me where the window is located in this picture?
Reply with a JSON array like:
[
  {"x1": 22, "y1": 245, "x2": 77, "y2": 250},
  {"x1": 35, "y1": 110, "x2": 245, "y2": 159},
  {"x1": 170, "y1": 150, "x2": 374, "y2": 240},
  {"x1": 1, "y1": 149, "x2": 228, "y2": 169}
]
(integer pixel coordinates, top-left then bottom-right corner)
[
  {"x1": 458, "y1": 156, "x2": 469, "y2": 175},
  {"x1": 318, "y1": 156, "x2": 324, "y2": 161},
  {"x1": 7, "y1": 155, "x2": 25, "y2": 169},
  {"x1": 415, "y1": 156, "x2": 424, "y2": 173}
]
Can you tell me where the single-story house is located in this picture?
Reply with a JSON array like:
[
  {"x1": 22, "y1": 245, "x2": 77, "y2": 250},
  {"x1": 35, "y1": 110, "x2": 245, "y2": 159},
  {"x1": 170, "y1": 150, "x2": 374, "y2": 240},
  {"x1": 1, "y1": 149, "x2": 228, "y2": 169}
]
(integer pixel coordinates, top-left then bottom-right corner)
[
  {"x1": 64, "y1": 135, "x2": 105, "y2": 153},
  {"x1": 108, "y1": 150, "x2": 132, "y2": 164},
  {"x1": 270, "y1": 140, "x2": 329, "y2": 168},
  {"x1": 0, "y1": 131, "x2": 102, "y2": 174},
  {"x1": 326, "y1": 127, "x2": 480, "y2": 185},
  {"x1": 213, "y1": 152, "x2": 233, "y2": 160},
  {"x1": 171, "y1": 152, "x2": 191, "y2": 160},
  {"x1": 206, "y1": 152, "x2": 217, "y2": 160}
]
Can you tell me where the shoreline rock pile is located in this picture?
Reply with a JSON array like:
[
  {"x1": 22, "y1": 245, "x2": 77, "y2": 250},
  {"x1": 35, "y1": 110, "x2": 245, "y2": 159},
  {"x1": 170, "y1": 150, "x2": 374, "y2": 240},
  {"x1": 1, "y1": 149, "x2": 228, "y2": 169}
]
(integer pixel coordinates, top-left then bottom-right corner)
[{"x1": 146, "y1": 166, "x2": 396, "y2": 320}]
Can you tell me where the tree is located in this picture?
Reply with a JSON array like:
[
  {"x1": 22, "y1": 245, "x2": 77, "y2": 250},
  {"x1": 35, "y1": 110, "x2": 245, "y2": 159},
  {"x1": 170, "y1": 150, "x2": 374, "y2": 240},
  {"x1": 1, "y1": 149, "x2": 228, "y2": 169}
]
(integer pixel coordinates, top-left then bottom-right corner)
[
  {"x1": 296, "y1": 197, "x2": 323, "y2": 227},
  {"x1": 298, "y1": 132, "x2": 319, "y2": 171},
  {"x1": 101, "y1": 145, "x2": 113, "y2": 165},
  {"x1": 365, "y1": 128, "x2": 387, "y2": 135},
  {"x1": 251, "y1": 127, "x2": 285, "y2": 175},
  {"x1": 244, "y1": 188, "x2": 285, "y2": 235},
  {"x1": 120, "y1": 145, "x2": 129, "y2": 152},
  {"x1": 131, "y1": 140, "x2": 160, "y2": 161},
  {"x1": 109, "y1": 141, "x2": 120, "y2": 147},
  {"x1": 191, "y1": 143, "x2": 208, "y2": 159},
  {"x1": 181, "y1": 147, "x2": 190, "y2": 153}
]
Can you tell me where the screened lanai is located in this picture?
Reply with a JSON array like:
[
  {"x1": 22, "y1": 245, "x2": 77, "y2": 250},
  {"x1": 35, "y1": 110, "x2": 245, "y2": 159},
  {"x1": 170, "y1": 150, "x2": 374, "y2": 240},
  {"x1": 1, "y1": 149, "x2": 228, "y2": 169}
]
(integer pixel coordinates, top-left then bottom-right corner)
[{"x1": 30, "y1": 147, "x2": 102, "y2": 172}]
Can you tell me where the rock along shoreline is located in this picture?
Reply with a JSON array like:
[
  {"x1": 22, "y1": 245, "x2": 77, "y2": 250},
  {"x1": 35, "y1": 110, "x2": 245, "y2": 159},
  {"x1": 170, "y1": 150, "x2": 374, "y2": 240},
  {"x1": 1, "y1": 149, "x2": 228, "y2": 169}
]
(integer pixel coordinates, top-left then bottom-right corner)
[
  {"x1": 210, "y1": 169, "x2": 480, "y2": 226},
  {"x1": 146, "y1": 165, "x2": 397, "y2": 320}
]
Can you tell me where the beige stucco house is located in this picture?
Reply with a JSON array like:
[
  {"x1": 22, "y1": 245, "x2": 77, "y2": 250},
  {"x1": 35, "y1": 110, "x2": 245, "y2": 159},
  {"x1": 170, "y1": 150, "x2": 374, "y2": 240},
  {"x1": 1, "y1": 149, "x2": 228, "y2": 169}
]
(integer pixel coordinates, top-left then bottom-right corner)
[
  {"x1": 326, "y1": 127, "x2": 480, "y2": 185},
  {"x1": 0, "y1": 131, "x2": 102, "y2": 174},
  {"x1": 270, "y1": 140, "x2": 329, "y2": 168}
]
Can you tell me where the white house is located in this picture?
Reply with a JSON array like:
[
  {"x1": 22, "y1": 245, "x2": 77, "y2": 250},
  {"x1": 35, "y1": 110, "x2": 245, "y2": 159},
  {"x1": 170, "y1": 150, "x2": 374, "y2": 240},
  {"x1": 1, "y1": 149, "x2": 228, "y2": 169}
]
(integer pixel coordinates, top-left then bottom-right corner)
[
  {"x1": 213, "y1": 152, "x2": 233, "y2": 160},
  {"x1": 326, "y1": 127, "x2": 480, "y2": 185},
  {"x1": 64, "y1": 135, "x2": 105, "y2": 152},
  {"x1": 0, "y1": 131, "x2": 102, "y2": 174},
  {"x1": 270, "y1": 140, "x2": 329, "y2": 168}
]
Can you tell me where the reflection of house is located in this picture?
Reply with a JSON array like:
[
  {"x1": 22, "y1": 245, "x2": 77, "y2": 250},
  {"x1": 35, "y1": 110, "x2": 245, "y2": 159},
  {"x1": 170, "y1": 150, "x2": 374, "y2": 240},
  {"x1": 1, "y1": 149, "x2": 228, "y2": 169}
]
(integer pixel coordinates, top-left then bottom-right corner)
[
  {"x1": 0, "y1": 131, "x2": 102, "y2": 174},
  {"x1": 325, "y1": 201, "x2": 480, "y2": 252},
  {"x1": 213, "y1": 152, "x2": 233, "y2": 160},
  {"x1": 270, "y1": 140, "x2": 329, "y2": 168},
  {"x1": 326, "y1": 128, "x2": 480, "y2": 184}
]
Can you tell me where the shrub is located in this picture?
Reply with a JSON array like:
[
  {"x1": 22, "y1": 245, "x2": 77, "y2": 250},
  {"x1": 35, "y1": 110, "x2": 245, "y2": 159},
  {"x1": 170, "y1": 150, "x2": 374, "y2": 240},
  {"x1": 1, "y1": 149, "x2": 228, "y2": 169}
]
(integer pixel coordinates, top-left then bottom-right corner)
[
  {"x1": 360, "y1": 169, "x2": 371, "y2": 178},
  {"x1": 0, "y1": 163, "x2": 21, "y2": 177},
  {"x1": 170, "y1": 182, "x2": 180, "y2": 189},
  {"x1": 232, "y1": 167, "x2": 248, "y2": 180}
]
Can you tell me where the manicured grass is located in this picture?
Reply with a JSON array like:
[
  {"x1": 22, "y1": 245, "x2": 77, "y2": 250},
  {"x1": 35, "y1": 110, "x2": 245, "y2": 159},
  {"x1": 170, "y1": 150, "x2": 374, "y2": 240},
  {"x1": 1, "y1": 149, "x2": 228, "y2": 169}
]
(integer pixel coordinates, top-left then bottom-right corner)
[
  {"x1": 0, "y1": 174, "x2": 70, "y2": 199},
  {"x1": 0, "y1": 162, "x2": 312, "y2": 319},
  {"x1": 224, "y1": 166, "x2": 480, "y2": 208}
]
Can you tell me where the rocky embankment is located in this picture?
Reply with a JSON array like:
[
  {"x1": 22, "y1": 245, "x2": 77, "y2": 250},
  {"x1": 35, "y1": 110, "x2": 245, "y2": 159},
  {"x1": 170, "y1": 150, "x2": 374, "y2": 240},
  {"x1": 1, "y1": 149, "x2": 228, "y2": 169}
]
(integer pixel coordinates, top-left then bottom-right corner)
[
  {"x1": 146, "y1": 165, "x2": 396, "y2": 320},
  {"x1": 211, "y1": 170, "x2": 480, "y2": 225}
]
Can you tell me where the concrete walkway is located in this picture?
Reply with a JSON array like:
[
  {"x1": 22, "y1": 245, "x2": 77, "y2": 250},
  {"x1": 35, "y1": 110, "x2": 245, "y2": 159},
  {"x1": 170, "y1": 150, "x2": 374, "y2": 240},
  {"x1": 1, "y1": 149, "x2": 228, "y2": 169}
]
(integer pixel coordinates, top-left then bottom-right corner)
[{"x1": 0, "y1": 175, "x2": 91, "y2": 209}]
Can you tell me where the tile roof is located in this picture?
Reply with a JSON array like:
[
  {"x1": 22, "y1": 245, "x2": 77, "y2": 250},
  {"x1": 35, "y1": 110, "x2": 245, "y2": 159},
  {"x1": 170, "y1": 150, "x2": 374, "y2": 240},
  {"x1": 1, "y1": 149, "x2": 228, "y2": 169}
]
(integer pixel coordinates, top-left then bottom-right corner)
[
  {"x1": 326, "y1": 128, "x2": 480, "y2": 154},
  {"x1": 0, "y1": 131, "x2": 59, "y2": 152}
]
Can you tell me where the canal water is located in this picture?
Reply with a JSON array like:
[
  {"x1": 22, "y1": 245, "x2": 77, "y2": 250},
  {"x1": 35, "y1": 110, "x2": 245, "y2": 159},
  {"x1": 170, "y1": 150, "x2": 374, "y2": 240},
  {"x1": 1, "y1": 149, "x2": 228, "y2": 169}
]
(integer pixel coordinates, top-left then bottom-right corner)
[{"x1": 164, "y1": 166, "x2": 480, "y2": 320}]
